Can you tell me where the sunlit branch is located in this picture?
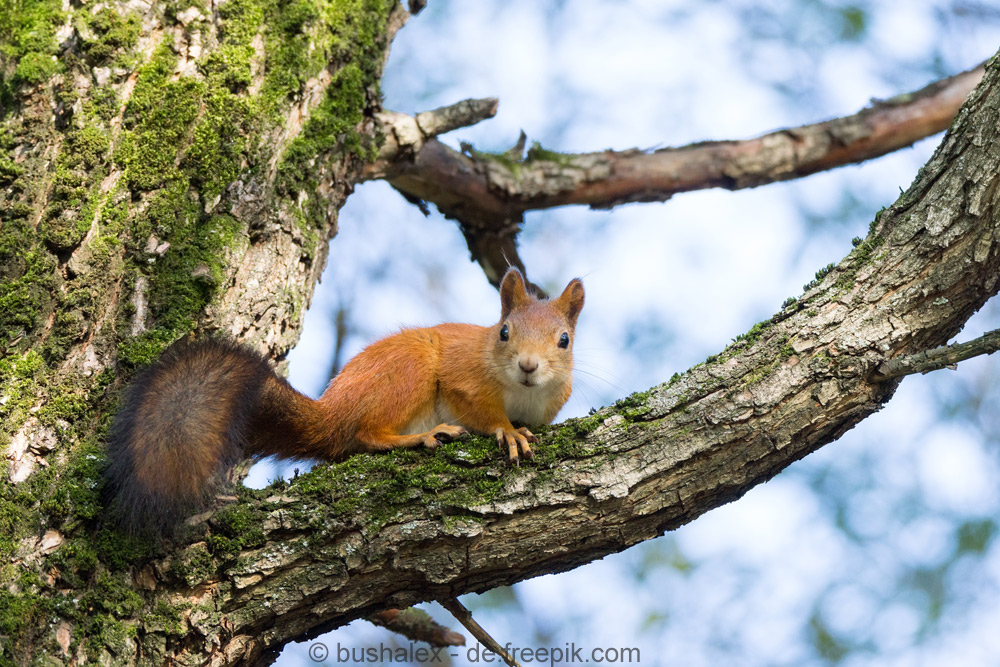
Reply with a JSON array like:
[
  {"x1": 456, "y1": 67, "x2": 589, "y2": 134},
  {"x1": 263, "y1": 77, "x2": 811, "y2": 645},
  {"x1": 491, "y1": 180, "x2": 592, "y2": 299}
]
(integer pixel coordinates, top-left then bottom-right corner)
[
  {"x1": 365, "y1": 63, "x2": 984, "y2": 287},
  {"x1": 871, "y1": 328, "x2": 1000, "y2": 380},
  {"x1": 364, "y1": 97, "x2": 499, "y2": 180}
]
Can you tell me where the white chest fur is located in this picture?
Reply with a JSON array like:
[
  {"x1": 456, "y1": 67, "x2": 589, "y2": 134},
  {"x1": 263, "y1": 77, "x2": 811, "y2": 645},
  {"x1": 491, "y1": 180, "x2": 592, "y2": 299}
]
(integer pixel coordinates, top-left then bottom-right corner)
[{"x1": 503, "y1": 383, "x2": 556, "y2": 425}]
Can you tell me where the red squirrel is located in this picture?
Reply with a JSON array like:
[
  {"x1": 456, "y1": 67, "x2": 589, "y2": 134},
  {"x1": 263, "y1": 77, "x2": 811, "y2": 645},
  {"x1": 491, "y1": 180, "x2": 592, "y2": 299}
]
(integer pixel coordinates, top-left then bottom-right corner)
[{"x1": 104, "y1": 268, "x2": 585, "y2": 533}]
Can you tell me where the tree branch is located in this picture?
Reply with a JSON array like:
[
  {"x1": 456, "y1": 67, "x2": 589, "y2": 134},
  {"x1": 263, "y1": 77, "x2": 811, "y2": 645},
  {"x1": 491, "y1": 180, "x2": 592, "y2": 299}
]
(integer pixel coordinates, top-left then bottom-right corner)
[
  {"x1": 64, "y1": 49, "x2": 1000, "y2": 665},
  {"x1": 871, "y1": 328, "x2": 1000, "y2": 380},
  {"x1": 370, "y1": 63, "x2": 984, "y2": 286},
  {"x1": 7, "y1": 0, "x2": 1000, "y2": 659},
  {"x1": 364, "y1": 98, "x2": 499, "y2": 179},
  {"x1": 368, "y1": 608, "x2": 466, "y2": 647},
  {"x1": 440, "y1": 598, "x2": 519, "y2": 667}
]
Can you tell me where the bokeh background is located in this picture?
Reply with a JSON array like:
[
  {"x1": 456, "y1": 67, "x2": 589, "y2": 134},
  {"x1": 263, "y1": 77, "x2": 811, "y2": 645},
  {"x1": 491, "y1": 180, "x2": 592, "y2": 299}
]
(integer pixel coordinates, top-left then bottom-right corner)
[{"x1": 252, "y1": 1, "x2": 1000, "y2": 664}]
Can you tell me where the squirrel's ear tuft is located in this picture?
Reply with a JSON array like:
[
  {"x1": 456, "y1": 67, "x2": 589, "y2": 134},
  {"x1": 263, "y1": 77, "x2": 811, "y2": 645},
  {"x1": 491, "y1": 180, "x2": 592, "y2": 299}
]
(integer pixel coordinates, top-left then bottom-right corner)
[
  {"x1": 556, "y1": 278, "x2": 585, "y2": 327},
  {"x1": 500, "y1": 267, "x2": 531, "y2": 320}
]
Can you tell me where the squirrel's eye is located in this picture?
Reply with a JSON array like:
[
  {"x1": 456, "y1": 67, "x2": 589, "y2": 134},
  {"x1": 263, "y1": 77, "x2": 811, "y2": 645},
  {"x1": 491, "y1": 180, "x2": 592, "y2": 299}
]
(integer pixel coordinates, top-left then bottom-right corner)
[
  {"x1": 499, "y1": 324, "x2": 509, "y2": 342},
  {"x1": 558, "y1": 332, "x2": 570, "y2": 349}
]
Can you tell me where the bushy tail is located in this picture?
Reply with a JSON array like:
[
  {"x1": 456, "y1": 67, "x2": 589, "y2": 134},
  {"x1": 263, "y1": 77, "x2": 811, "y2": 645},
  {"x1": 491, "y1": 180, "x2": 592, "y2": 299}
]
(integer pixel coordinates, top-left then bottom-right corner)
[{"x1": 104, "y1": 338, "x2": 275, "y2": 535}]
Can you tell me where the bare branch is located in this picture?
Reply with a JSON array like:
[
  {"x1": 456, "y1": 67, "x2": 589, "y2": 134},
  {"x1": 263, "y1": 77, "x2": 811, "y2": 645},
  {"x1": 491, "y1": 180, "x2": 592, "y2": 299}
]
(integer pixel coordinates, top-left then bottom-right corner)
[
  {"x1": 368, "y1": 64, "x2": 984, "y2": 287},
  {"x1": 387, "y1": 64, "x2": 983, "y2": 212},
  {"x1": 440, "y1": 598, "x2": 520, "y2": 667},
  {"x1": 365, "y1": 98, "x2": 499, "y2": 180},
  {"x1": 871, "y1": 328, "x2": 1000, "y2": 380},
  {"x1": 368, "y1": 608, "x2": 466, "y2": 647}
]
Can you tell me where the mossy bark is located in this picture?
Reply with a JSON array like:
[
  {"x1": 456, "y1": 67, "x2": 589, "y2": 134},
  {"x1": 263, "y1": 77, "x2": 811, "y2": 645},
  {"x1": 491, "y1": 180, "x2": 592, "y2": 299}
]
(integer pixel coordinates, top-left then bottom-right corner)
[
  {"x1": 1, "y1": 1, "x2": 1000, "y2": 664},
  {"x1": 0, "y1": 0, "x2": 399, "y2": 662}
]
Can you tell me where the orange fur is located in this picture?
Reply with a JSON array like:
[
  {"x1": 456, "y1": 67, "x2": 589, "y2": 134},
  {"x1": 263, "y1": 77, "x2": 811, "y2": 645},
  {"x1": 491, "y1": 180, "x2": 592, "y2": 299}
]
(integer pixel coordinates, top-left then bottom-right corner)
[{"x1": 105, "y1": 268, "x2": 584, "y2": 534}]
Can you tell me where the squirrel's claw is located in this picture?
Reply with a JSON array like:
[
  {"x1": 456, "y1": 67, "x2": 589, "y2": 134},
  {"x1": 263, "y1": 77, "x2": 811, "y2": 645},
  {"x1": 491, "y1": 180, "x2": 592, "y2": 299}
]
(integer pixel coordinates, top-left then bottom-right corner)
[{"x1": 496, "y1": 427, "x2": 535, "y2": 465}]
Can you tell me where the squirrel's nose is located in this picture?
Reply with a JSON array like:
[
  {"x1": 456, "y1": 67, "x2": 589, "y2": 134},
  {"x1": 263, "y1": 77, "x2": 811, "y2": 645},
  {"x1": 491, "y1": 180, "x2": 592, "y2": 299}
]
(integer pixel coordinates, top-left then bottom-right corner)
[{"x1": 519, "y1": 358, "x2": 539, "y2": 374}]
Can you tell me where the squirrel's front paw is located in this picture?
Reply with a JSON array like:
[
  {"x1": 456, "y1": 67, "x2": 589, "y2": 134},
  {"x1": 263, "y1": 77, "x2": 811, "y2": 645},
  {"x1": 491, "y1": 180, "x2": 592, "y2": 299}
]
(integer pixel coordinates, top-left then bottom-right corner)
[
  {"x1": 496, "y1": 427, "x2": 538, "y2": 466},
  {"x1": 423, "y1": 424, "x2": 467, "y2": 449}
]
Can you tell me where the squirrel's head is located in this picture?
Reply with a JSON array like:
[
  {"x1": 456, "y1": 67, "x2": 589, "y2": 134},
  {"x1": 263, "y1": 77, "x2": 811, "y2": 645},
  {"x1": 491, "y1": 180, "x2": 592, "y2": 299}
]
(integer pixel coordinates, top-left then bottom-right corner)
[{"x1": 492, "y1": 267, "x2": 585, "y2": 390}]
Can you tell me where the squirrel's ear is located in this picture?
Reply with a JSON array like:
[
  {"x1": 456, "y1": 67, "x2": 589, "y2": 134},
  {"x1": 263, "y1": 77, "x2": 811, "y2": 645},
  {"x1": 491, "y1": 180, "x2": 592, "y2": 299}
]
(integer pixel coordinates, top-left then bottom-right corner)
[
  {"x1": 500, "y1": 267, "x2": 530, "y2": 320},
  {"x1": 556, "y1": 278, "x2": 585, "y2": 327}
]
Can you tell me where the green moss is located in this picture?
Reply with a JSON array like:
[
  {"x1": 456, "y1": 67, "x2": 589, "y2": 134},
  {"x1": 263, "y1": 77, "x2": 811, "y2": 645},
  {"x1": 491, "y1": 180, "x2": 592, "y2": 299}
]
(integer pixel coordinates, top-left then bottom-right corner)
[
  {"x1": 46, "y1": 438, "x2": 105, "y2": 522},
  {"x1": 0, "y1": 351, "x2": 46, "y2": 444},
  {"x1": 172, "y1": 542, "x2": 217, "y2": 586},
  {"x1": 118, "y1": 42, "x2": 205, "y2": 191},
  {"x1": 525, "y1": 141, "x2": 575, "y2": 167},
  {"x1": 201, "y1": 0, "x2": 263, "y2": 92},
  {"x1": 84, "y1": 615, "x2": 136, "y2": 654},
  {"x1": 183, "y1": 88, "x2": 252, "y2": 198},
  {"x1": 278, "y1": 62, "x2": 374, "y2": 193},
  {"x1": 0, "y1": 219, "x2": 60, "y2": 348},
  {"x1": 74, "y1": 124, "x2": 111, "y2": 169},
  {"x1": 148, "y1": 208, "x2": 243, "y2": 312},
  {"x1": 80, "y1": 6, "x2": 141, "y2": 65},
  {"x1": 116, "y1": 179, "x2": 247, "y2": 366},
  {"x1": 11, "y1": 50, "x2": 59, "y2": 85},
  {"x1": 0, "y1": 0, "x2": 65, "y2": 94},
  {"x1": 0, "y1": 588, "x2": 46, "y2": 648},
  {"x1": 0, "y1": 0, "x2": 64, "y2": 54},
  {"x1": 531, "y1": 425, "x2": 601, "y2": 461},
  {"x1": 34, "y1": 100, "x2": 113, "y2": 257},
  {"x1": 0, "y1": 491, "x2": 30, "y2": 562},
  {"x1": 103, "y1": 0, "x2": 393, "y2": 372},
  {"x1": 0, "y1": 156, "x2": 24, "y2": 184},
  {"x1": 92, "y1": 572, "x2": 145, "y2": 617},
  {"x1": 836, "y1": 219, "x2": 885, "y2": 291},
  {"x1": 117, "y1": 328, "x2": 177, "y2": 369},
  {"x1": 566, "y1": 413, "x2": 604, "y2": 436},
  {"x1": 213, "y1": 501, "x2": 267, "y2": 546},
  {"x1": 85, "y1": 85, "x2": 120, "y2": 121},
  {"x1": 457, "y1": 138, "x2": 576, "y2": 173},
  {"x1": 38, "y1": 166, "x2": 92, "y2": 250},
  {"x1": 145, "y1": 600, "x2": 186, "y2": 635},
  {"x1": 256, "y1": 2, "x2": 319, "y2": 107},
  {"x1": 285, "y1": 433, "x2": 519, "y2": 531},
  {"x1": 261, "y1": 0, "x2": 391, "y2": 112},
  {"x1": 94, "y1": 528, "x2": 156, "y2": 572},
  {"x1": 803, "y1": 262, "x2": 837, "y2": 292},
  {"x1": 460, "y1": 141, "x2": 523, "y2": 173},
  {"x1": 705, "y1": 317, "x2": 779, "y2": 367},
  {"x1": 611, "y1": 389, "x2": 654, "y2": 420},
  {"x1": 733, "y1": 334, "x2": 794, "y2": 389},
  {"x1": 103, "y1": 0, "x2": 394, "y2": 368},
  {"x1": 204, "y1": 43, "x2": 257, "y2": 90},
  {"x1": 732, "y1": 320, "x2": 771, "y2": 347},
  {"x1": 48, "y1": 539, "x2": 99, "y2": 589}
]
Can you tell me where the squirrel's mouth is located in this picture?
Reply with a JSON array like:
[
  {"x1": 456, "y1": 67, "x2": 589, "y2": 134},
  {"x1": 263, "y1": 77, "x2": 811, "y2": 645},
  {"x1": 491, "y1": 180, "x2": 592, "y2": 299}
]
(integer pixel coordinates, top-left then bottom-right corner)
[{"x1": 520, "y1": 379, "x2": 536, "y2": 387}]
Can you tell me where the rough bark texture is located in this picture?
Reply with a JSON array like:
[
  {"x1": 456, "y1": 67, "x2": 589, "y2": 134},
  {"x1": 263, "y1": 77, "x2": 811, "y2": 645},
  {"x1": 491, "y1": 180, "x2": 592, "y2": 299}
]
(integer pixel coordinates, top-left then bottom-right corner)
[
  {"x1": 0, "y1": 0, "x2": 403, "y2": 662},
  {"x1": 1, "y1": 0, "x2": 999, "y2": 664}
]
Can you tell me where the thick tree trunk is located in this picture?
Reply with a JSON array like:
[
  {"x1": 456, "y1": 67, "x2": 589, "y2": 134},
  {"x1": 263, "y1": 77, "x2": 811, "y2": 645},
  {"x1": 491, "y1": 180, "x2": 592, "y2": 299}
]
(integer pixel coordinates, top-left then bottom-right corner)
[
  {"x1": 0, "y1": 0, "x2": 401, "y2": 662},
  {"x1": 1, "y1": 0, "x2": 999, "y2": 664}
]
